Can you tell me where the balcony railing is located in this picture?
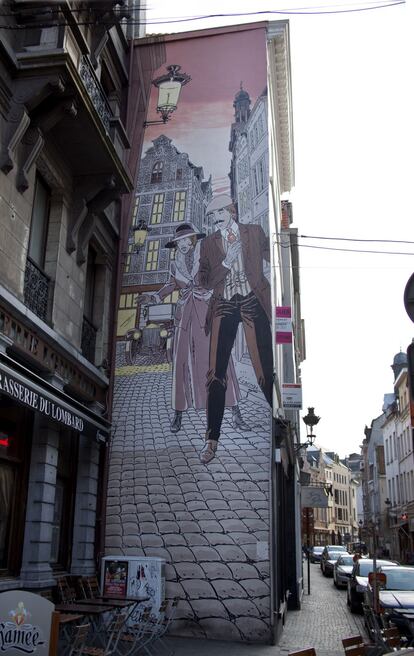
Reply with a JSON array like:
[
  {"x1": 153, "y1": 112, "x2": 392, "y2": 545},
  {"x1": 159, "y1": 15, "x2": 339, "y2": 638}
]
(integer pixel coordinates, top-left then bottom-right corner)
[
  {"x1": 81, "y1": 315, "x2": 97, "y2": 363},
  {"x1": 24, "y1": 257, "x2": 50, "y2": 322},
  {"x1": 79, "y1": 56, "x2": 112, "y2": 134}
]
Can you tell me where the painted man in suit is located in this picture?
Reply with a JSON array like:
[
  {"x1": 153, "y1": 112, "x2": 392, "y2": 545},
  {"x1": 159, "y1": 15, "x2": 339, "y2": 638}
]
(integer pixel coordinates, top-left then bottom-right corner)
[{"x1": 198, "y1": 194, "x2": 273, "y2": 464}]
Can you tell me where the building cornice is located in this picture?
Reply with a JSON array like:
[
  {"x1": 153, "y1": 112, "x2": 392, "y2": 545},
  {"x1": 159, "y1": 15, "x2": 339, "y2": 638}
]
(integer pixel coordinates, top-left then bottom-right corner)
[{"x1": 267, "y1": 20, "x2": 295, "y2": 194}]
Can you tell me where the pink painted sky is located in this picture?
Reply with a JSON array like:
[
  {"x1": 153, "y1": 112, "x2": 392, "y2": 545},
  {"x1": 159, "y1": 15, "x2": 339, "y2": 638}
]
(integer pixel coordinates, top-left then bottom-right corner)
[{"x1": 142, "y1": 26, "x2": 267, "y2": 193}]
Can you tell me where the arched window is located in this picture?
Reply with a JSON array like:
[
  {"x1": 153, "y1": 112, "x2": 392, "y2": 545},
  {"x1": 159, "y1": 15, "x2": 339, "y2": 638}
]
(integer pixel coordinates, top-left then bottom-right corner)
[{"x1": 151, "y1": 162, "x2": 163, "y2": 184}]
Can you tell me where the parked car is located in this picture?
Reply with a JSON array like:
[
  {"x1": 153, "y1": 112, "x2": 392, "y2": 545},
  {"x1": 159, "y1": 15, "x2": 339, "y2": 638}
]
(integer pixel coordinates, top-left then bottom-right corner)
[
  {"x1": 320, "y1": 545, "x2": 348, "y2": 573},
  {"x1": 365, "y1": 566, "x2": 414, "y2": 643},
  {"x1": 347, "y1": 558, "x2": 398, "y2": 613},
  {"x1": 321, "y1": 549, "x2": 346, "y2": 577},
  {"x1": 310, "y1": 546, "x2": 325, "y2": 563},
  {"x1": 333, "y1": 554, "x2": 355, "y2": 588}
]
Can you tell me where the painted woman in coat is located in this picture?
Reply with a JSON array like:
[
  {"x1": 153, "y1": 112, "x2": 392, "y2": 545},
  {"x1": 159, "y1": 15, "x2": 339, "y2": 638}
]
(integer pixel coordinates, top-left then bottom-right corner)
[{"x1": 151, "y1": 223, "x2": 246, "y2": 433}]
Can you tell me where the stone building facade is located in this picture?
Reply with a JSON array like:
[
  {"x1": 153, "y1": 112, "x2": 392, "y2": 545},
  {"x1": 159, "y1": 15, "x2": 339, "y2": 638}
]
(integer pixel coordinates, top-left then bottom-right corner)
[{"x1": 0, "y1": 0, "x2": 163, "y2": 592}]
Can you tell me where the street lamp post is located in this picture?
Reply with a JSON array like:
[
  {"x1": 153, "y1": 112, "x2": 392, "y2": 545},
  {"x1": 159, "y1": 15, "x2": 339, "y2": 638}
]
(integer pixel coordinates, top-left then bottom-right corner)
[
  {"x1": 144, "y1": 65, "x2": 191, "y2": 126},
  {"x1": 300, "y1": 408, "x2": 321, "y2": 595}
]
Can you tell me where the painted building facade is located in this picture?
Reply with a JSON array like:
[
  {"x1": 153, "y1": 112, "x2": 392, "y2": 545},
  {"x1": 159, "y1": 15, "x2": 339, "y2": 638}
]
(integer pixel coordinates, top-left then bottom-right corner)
[{"x1": 107, "y1": 21, "x2": 298, "y2": 644}]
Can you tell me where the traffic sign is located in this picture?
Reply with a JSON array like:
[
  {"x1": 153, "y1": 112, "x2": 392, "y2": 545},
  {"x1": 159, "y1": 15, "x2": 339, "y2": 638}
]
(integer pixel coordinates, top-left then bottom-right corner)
[{"x1": 404, "y1": 273, "x2": 414, "y2": 322}]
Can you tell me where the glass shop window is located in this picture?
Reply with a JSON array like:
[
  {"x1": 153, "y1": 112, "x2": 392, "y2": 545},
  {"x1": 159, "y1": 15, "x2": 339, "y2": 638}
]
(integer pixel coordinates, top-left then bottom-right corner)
[
  {"x1": 0, "y1": 399, "x2": 32, "y2": 576},
  {"x1": 50, "y1": 431, "x2": 78, "y2": 570}
]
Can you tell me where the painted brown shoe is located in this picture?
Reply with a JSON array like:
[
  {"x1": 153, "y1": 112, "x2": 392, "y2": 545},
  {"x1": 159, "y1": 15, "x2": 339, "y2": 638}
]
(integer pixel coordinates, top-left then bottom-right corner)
[{"x1": 199, "y1": 439, "x2": 218, "y2": 465}]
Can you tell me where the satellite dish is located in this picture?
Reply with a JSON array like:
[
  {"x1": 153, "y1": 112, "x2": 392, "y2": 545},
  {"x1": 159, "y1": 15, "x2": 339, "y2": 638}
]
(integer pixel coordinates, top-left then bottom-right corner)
[{"x1": 404, "y1": 273, "x2": 414, "y2": 323}]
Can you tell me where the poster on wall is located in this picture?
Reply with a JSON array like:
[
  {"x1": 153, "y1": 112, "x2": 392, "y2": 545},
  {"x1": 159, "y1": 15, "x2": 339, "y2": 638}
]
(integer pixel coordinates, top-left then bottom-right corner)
[
  {"x1": 108, "y1": 23, "x2": 274, "y2": 643},
  {"x1": 103, "y1": 560, "x2": 129, "y2": 597}
]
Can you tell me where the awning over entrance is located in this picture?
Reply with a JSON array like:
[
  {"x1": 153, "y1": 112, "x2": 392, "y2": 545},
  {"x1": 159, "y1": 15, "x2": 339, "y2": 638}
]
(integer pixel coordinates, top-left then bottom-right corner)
[{"x1": 0, "y1": 354, "x2": 110, "y2": 440}]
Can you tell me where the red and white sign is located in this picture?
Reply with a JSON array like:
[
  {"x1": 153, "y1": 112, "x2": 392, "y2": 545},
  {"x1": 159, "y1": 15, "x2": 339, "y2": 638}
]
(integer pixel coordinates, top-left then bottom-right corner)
[
  {"x1": 282, "y1": 383, "x2": 302, "y2": 409},
  {"x1": 276, "y1": 306, "x2": 292, "y2": 344}
]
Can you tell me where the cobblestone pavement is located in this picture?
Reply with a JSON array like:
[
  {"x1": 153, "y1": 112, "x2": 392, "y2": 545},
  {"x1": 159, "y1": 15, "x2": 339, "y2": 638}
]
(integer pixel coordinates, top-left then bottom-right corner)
[
  {"x1": 276, "y1": 561, "x2": 366, "y2": 655},
  {"x1": 161, "y1": 561, "x2": 367, "y2": 655},
  {"x1": 107, "y1": 348, "x2": 273, "y2": 641}
]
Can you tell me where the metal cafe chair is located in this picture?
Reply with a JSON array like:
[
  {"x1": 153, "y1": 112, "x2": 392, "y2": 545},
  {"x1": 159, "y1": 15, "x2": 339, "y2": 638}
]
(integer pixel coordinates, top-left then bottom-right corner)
[
  {"x1": 342, "y1": 635, "x2": 367, "y2": 656},
  {"x1": 382, "y1": 626, "x2": 402, "y2": 651},
  {"x1": 67, "y1": 623, "x2": 91, "y2": 656},
  {"x1": 57, "y1": 576, "x2": 78, "y2": 604},
  {"x1": 146, "y1": 597, "x2": 180, "y2": 655},
  {"x1": 81, "y1": 612, "x2": 127, "y2": 656},
  {"x1": 83, "y1": 576, "x2": 102, "y2": 600},
  {"x1": 131, "y1": 600, "x2": 175, "y2": 656},
  {"x1": 117, "y1": 607, "x2": 153, "y2": 656}
]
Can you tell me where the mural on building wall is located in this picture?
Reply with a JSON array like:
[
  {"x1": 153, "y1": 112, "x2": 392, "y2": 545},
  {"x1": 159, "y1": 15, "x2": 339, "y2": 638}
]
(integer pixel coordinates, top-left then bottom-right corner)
[{"x1": 108, "y1": 24, "x2": 274, "y2": 642}]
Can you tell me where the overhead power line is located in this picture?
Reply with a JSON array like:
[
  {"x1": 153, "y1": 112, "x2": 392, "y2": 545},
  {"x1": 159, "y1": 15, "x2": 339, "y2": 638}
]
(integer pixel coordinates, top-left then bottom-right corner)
[
  {"x1": 299, "y1": 234, "x2": 414, "y2": 245},
  {"x1": 0, "y1": 0, "x2": 405, "y2": 28},
  {"x1": 278, "y1": 240, "x2": 414, "y2": 255}
]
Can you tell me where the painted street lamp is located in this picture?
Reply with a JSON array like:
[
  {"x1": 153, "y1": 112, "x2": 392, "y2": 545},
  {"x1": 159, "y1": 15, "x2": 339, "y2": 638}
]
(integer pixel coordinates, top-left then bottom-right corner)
[
  {"x1": 132, "y1": 219, "x2": 150, "y2": 252},
  {"x1": 144, "y1": 65, "x2": 191, "y2": 126}
]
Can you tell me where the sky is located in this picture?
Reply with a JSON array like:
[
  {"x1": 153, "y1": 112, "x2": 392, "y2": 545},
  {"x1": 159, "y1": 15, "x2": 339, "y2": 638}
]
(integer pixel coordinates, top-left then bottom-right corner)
[
  {"x1": 143, "y1": 26, "x2": 267, "y2": 194},
  {"x1": 144, "y1": 0, "x2": 414, "y2": 457}
]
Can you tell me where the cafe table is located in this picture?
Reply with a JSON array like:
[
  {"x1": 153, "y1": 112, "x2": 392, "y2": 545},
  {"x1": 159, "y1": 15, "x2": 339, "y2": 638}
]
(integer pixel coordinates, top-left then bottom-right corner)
[
  {"x1": 55, "y1": 602, "x2": 116, "y2": 647},
  {"x1": 88, "y1": 595, "x2": 151, "y2": 624}
]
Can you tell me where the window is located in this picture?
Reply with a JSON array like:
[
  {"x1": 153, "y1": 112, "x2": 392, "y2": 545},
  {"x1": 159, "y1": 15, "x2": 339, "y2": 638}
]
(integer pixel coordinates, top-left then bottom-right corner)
[
  {"x1": 81, "y1": 247, "x2": 98, "y2": 363},
  {"x1": 0, "y1": 399, "x2": 31, "y2": 576},
  {"x1": 176, "y1": 168, "x2": 183, "y2": 181},
  {"x1": 151, "y1": 162, "x2": 163, "y2": 184},
  {"x1": 253, "y1": 156, "x2": 267, "y2": 197},
  {"x1": 28, "y1": 175, "x2": 50, "y2": 268},
  {"x1": 24, "y1": 175, "x2": 51, "y2": 321},
  {"x1": 117, "y1": 293, "x2": 139, "y2": 337},
  {"x1": 145, "y1": 240, "x2": 160, "y2": 271},
  {"x1": 132, "y1": 196, "x2": 140, "y2": 223},
  {"x1": 150, "y1": 194, "x2": 164, "y2": 224},
  {"x1": 50, "y1": 431, "x2": 78, "y2": 569},
  {"x1": 172, "y1": 191, "x2": 186, "y2": 222}
]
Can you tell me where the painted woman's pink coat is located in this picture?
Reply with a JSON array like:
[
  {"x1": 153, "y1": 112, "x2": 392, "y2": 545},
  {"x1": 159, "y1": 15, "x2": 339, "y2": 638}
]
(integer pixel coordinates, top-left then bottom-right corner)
[{"x1": 156, "y1": 243, "x2": 241, "y2": 411}]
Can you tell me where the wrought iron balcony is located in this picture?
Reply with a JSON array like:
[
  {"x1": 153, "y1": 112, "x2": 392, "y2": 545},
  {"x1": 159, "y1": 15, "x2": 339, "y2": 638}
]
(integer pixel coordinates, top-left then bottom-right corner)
[
  {"x1": 79, "y1": 56, "x2": 112, "y2": 134},
  {"x1": 24, "y1": 257, "x2": 50, "y2": 322},
  {"x1": 81, "y1": 315, "x2": 97, "y2": 363}
]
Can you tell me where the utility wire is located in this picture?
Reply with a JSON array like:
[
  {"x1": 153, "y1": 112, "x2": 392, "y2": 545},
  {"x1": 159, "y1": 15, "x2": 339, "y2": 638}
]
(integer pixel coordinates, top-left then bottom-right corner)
[
  {"x1": 276, "y1": 240, "x2": 414, "y2": 255},
  {"x1": 299, "y1": 234, "x2": 414, "y2": 245},
  {"x1": 0, "y1": 0, "x2": 405, "y2": 28}
]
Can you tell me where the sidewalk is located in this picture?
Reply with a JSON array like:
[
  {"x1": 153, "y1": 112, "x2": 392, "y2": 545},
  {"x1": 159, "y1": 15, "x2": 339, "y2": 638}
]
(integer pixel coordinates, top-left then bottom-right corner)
[{"x1": 163, "y1": 560, "x2": 366, "y2": 655}]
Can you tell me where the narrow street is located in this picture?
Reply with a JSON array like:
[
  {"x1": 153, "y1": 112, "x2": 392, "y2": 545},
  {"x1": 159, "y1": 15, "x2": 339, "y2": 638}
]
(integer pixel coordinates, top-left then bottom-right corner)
[{"x1": 276, "y1": 560, "x2": 366, "y2": 655}]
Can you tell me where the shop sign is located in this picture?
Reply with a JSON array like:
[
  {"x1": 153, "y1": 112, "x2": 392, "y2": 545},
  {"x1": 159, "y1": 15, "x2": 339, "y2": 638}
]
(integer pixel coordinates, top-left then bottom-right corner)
[
  {"x1": 301, "y1": 486, "x2": 331, "y2": 508},
  {"x1": 0, "y1": 590, "x2": 55, "y2": 654},
  {"x1": 275, "y1": 306, "x2": 292, "y2": 344},
  {"x1": 0, "y1": 370, "x2": 84, "y2": 432},
  {"x1": 282, "y1": 383, "x2": 302, "y2": 409}
]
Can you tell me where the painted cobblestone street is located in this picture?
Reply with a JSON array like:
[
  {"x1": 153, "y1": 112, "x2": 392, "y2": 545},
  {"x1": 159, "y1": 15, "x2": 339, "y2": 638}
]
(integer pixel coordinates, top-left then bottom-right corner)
[
  {"x1": 106, "y1": 345, "x2": 272, "y2": 641},
  {"x1": 162, "y1": 560, "x2": 367, "y2": 655}
]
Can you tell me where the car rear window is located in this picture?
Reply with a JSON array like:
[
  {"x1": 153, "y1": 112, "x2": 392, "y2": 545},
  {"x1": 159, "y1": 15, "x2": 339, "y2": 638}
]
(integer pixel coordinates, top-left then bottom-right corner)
[
  {"x1": 338, "y1": 556, "x2": 354, "y2": 566},
  {"x1": 359, "y1": 560, "x2": 396, "y2": 576}
]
